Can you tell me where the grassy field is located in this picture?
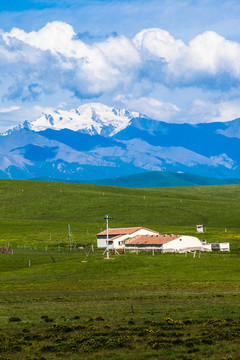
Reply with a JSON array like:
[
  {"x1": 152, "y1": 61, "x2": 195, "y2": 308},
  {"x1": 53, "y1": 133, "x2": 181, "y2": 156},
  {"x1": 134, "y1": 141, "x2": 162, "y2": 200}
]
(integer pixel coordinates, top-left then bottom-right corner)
[
  {"x1": 0, "y1": 180, "x2": 240, "y2": 359},
  {"x1": 0, "y1": 179, "x2": 240, "y2": 248}
]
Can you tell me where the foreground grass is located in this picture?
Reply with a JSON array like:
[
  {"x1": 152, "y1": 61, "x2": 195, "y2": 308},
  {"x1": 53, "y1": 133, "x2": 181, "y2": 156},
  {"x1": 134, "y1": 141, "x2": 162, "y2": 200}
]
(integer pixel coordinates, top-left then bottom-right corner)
[
  {"x1": 1, "y1": 249, "x2": 240, "y2": 359},
  {"x1": 0, "y1": 180, "x2": 240, "y2": 359}
]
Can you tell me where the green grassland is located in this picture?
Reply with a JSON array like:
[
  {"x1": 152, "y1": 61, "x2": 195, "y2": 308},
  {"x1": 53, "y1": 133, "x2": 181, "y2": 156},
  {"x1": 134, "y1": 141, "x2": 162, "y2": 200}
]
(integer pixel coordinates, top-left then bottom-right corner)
[
  {"x1": 0, "y1": 180, "x2": 240, "y2": 360},
  {"x1": 0, "y1": 179, "x2": 240, "y2": 248}
]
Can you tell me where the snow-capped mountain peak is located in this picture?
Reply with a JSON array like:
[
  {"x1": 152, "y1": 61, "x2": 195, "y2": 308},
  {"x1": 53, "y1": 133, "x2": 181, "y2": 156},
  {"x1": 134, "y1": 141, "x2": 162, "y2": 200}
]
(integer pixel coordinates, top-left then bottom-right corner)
[{"x1": 22, "y1": 103, "x2": 142, "y2": 136}]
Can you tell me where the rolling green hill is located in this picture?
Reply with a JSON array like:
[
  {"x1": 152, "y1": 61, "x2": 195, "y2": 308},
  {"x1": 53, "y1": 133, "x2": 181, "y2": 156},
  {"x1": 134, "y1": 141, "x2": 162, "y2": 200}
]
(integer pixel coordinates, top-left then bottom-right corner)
[
  {"x1": 33, "y1": 171, "x2": 240, "y2": 188},
  {"x1": 80, "y1": 171, "x2": 240, "y2": 188},
  {"x1": 0, "y1": 179, "x2": 240, "y2": 249}
]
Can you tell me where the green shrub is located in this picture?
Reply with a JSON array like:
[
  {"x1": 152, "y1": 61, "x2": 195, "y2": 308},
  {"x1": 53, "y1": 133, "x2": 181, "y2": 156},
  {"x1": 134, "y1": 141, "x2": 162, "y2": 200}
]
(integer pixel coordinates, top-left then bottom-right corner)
[{"x1": 8, "y1": 317, "x2": 21, "y2": 322}]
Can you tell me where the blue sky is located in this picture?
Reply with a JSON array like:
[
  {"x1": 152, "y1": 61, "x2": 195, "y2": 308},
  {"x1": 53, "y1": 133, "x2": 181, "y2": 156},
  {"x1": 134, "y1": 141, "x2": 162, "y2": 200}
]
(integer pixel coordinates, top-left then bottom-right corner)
[{"x1": 1, "y1": 0, "x2": 240, "y2": 131}]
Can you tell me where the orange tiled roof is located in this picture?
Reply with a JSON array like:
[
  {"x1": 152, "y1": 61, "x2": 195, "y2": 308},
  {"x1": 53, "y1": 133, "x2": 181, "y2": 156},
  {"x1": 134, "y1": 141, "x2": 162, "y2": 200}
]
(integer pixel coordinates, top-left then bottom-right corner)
[
  {"x1": 126, "y1": 234, "x2": 181, "y2": 245},
  {"x1": 97, "y1": 227, "x2": 141, "y2": 236},
  {"x1": 97, "y1": 227, "x2": 159, "y2": 236}
]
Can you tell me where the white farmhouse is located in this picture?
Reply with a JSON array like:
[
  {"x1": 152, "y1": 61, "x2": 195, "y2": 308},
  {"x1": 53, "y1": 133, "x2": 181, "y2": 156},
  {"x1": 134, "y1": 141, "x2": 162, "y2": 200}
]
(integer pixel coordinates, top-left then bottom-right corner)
[
  {"x1": 125, "y1": 234, "x2": 211, "y2": 253},
  {"x1": 97, "y1": 227, "x2": 159, "y2": 249},
  {"x1": 96, "y1": 227, "x2": 230, "y2": 253}
]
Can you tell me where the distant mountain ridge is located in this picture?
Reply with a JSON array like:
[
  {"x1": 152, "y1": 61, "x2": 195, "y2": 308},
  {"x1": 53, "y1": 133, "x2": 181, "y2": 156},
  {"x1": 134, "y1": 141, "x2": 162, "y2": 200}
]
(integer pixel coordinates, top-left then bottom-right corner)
[
  {"x1": 0, "y1": 102, "x2": 240, "y2": 183},
  {"x1": 34, "y1": 171, "x2": 240, "y2": 188}
]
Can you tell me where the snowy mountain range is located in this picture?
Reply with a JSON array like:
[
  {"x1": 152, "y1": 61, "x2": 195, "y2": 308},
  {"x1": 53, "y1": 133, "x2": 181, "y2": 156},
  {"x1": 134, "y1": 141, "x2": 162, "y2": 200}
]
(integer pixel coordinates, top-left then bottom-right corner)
[
  {"x1": 7, "y1": 103, "x2": 141, "y2": 137},
  {"x1": 0, "y1": 102, "x2": 240, "y2": 182}
]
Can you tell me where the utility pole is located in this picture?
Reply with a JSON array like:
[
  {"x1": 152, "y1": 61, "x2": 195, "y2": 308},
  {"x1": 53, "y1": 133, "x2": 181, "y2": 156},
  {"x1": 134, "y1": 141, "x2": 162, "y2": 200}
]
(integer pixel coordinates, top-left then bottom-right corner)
[
  {"x1": 68, "y1": 224, "x2": 72, "y2": 250},
  {"x1": 104, "y1": 215, "x2": 112, "y2": 259}
]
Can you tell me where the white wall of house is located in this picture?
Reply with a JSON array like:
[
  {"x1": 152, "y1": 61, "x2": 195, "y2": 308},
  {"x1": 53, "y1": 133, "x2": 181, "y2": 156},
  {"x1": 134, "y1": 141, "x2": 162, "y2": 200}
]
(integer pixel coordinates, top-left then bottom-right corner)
[
  {"x1": 114, "y1": 229, "x2": 158, "y2": 248},
  {"x1": 97, "y1": 235, "x2": 128, "y2": 249},
  {"x1": 162, "y1": 235, "x2": 203, "y2": 252},
  {"x1": 97, "y1": 238, "x2": 110, "y2": 248},
  {"x1": 112, "y1": 234, "x2": 130, "y2": 248},
  {"x1": 98, "y1": 234, "x2": 134, "y2": 249}
]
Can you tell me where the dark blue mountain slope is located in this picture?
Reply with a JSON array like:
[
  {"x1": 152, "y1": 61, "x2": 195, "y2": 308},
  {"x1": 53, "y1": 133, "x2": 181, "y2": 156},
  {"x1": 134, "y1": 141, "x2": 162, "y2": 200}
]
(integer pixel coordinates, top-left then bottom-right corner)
[
  {"x1": 11, "y1": 144, "x2": 58, "y2": 161},
  {"x1": 39, "y1": 129, "x2": 125, "y2": 151},
  {"x1": 114, "y1": 118, "x2": 240, "y2": 161}
]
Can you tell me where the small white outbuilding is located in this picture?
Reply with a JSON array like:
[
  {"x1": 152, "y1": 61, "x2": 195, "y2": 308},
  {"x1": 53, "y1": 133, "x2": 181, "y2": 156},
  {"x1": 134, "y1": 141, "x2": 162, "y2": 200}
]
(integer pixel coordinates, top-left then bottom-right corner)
[
  {"x1": 211, "y1": 242, "x2": 230, "y2": 251},
  {"x1": 196, "y1": 224, "x2": 204, "y2": 233}
]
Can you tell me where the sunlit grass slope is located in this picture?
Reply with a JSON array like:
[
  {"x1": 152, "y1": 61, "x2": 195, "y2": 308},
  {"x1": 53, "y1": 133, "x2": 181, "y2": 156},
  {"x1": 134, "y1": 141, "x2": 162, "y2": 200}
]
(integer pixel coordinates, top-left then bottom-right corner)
[{"x1": 0, "y1": 179, "x2": 240, "y2": 248}]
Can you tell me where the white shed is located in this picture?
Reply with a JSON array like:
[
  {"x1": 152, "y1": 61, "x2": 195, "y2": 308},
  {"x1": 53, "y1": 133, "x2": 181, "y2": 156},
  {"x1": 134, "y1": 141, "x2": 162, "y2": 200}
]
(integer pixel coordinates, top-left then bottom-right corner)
[
  {"x1": 211, "y1": 242, "x2": 230, "y2": 251},
  {"x1": 196, "y1": 225, "x2": 204, "y2": 233}
]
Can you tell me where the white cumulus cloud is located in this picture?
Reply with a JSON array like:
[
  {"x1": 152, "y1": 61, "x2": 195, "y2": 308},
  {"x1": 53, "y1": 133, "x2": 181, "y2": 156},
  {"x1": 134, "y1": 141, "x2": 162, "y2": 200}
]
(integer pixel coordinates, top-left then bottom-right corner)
[
  {"x1": 1, "y1": 21, "x2": 240, "y2": 111},
  {"x1": 133, "y1": 28, "x2": 185, "y2": 62},
  {"x1": 189, "y1": 99, "x2": 240, "y2": 123},
  {"x1": 175, "y1": 31, "x2": 240, "y2": 82},
  {"x1": 2, "y1": 21, "x2": 141, "y2": 99},
  {"x1": 115, "y1": 95, "x2": 180, "y2": 122},
  {"x1": 133, "y1": 28, "x2": 240, "y2": 85},
  {"x1": 3, "y1": 22, "x2": 77, "y2": 55}
]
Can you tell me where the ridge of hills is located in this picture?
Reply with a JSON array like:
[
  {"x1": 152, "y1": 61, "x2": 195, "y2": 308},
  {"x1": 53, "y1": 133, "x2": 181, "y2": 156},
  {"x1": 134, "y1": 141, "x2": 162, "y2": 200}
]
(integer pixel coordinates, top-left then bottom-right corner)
[
  {"x1": 79, "y1": 171, "x2": 240, "y2": 188},
  {"x1": 33, "y1": 171, "x2": 240, "y2": 188}
]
